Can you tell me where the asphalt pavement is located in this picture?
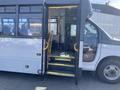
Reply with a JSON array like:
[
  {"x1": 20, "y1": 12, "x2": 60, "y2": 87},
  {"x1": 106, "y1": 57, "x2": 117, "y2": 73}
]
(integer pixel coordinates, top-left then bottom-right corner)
[{"x1": 0, "y1": 71, "x2": 119, "y2": 90}]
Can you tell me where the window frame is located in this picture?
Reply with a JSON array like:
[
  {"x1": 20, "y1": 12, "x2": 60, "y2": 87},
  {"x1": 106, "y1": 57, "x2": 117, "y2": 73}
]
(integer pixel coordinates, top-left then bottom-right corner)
[{"x1": 83, "y1": 19, "x2": 100, "y2": 62}]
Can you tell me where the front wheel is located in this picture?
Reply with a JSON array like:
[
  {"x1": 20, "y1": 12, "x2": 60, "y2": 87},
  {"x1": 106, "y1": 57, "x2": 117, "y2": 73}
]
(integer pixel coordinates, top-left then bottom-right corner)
[{"x1": 97, "y1": 59, "x2": 120, "y2": 84}]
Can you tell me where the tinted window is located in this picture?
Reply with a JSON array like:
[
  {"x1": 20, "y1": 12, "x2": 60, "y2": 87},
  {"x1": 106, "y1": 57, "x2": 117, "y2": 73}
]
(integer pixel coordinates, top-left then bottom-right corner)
[
  {"x1": 19, "y1": 19, "x2": 29, "y2": 36},
  {"x1": 83, "y1": 21, "x2": 98, "y2": 62},
  {"x1": 0, "y1": 5, "x2": 43, "y2": 38},
  {"x1": 5, "y1": 6, "x2": 16, "y2": 13},
  {"x1": 0, "y1": 6, "x2": 16, "y2": 13},
  {"x1": 18, "y1": 19, "x2": 42, "y2": 37},
  {"x1": 29, "y1": 19, "x2": 42, "y2": 36},
  {"x1": 31, "y1": 6, "x2": 43, "y2": 13},
  {"x1": 20, "y1": 6, "x2": 43, "y2": 13},
  {"x1": 18, "y1": 5, "x2": 43, "y2": 37},
  {"x1": 2, "y1": 19, "x2": 15, "y2": 36},
  {"x1": 20, "y1": 6, "x2": 30, "y2": 13},
  {"x1": 0, "y1": 7, "x2": 4, "y2": 13}
]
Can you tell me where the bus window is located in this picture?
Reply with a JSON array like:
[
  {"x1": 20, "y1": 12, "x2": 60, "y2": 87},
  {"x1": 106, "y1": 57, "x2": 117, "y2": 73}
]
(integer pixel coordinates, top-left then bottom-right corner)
[
  {"x1": 20, "y1": 6, "x2": 43, "y2": 13},
  {"x1": 18, "y1": 19, "x2": 29, "y2": 36},
  {"x1": 20, "y1": 6, "x2": 30, "y2": 13},
  {"x1": 70, "y1": 24, "x2": 77, "y2": 37},
  {"x1": 0, "y1": 6, "x2": 16, "y2": 13},
  {"x1": 83, "y1": 21, "x2": 98, "y2": 62},
  {"x1": 5, "y1": 6, "x2": 16, "y2": 13},
  {"x1": 18, "y1": 18, "x2": 42, "y2": 37},
  {"x1": 0, "y1": 7, "x2": 4, "y2": 13},
  {"x1": 30, "y1": 6, "x2": 43, "y2": 13},
  {"x1": 0, "y1": 6, "x2": 16, "y2": 36},
  {"x1": 29, "y1": 19, "x2": 42, "y2": 37},
  {"x1": 18, "y1": 5, "x2": 43, "y2": 37},
  {"x1": 2, "y1": 19, "x2": 15, "y2": 36}
]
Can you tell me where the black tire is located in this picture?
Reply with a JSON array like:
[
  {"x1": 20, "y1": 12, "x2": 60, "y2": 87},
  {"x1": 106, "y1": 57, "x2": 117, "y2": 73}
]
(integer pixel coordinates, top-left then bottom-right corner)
[{"x1": 97, "y1": 59, "x2": 120, "y2": 84}]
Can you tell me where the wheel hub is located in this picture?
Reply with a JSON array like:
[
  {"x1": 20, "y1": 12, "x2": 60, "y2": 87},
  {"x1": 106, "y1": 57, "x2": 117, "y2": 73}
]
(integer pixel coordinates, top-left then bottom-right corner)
[{"x1": 104, "y1": 65, "x2": 120, "y2": 81}]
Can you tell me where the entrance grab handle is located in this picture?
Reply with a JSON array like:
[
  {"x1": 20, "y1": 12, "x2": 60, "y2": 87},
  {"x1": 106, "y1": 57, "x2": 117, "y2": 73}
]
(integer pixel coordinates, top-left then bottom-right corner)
[
  {"x1": 43, "y1": 42, "x2": 49, "y2": 51},
  {"x1": 74, "y1": 43, "x2": 79, "y2": 52}
]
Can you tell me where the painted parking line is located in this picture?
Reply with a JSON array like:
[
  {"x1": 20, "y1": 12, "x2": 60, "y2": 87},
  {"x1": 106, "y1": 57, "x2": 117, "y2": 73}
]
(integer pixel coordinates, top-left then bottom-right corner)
[{"x1": 35, "y1": 87, "x2": 47, "y2": 90}]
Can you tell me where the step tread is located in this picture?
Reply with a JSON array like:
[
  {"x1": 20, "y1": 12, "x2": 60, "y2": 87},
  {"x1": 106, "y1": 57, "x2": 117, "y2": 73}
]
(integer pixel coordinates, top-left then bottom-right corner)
[
  {"x1": 49, "y1": 60, "x2": 73, "y2": 64},
  {"x1": 47, "y1": 71, "x2": 75, "y2": 77},
  {"x1": 49, "y1": 55, "x2": 75, "y2": 59},
  {"x1": 48, "y1": 63, "x2": 74, "y2": 67},
  {"x1": 55, "y1": 58, "x2": 72, "y2": 61}
]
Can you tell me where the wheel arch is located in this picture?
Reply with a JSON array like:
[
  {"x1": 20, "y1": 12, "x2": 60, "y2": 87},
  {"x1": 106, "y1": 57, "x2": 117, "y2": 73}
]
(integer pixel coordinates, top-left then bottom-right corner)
[{"x1": 96, "y1": 56, "x2": 120, "y2": 71}]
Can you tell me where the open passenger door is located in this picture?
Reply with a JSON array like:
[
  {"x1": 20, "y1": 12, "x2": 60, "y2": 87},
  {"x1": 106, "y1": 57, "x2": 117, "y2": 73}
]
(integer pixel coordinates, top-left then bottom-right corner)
[{"x1": 43, "y1": 0, "x2": 92, "y2": 85}]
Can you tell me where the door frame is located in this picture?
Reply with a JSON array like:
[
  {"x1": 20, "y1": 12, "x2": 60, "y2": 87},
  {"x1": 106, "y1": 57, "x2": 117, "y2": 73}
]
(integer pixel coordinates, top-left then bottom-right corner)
[
  {"x1": 42, "y1": 4, "x2": 81, "y2": 74},
  {"x1": 41, "y1": 2, "x2": 48, "y2": 74}
]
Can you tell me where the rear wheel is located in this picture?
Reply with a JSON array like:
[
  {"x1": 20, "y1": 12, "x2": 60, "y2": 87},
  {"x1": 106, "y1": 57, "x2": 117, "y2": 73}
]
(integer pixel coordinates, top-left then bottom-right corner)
[{"x1": 97, "y1": 59, "x2": 120, "y2": 84}]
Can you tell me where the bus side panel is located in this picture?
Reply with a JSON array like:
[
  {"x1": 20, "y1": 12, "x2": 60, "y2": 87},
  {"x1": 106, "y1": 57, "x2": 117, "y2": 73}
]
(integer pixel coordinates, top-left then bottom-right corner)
[
  {"x1": 0, "y1": 38, "x2": 43, "y2": 74},
  {"x1": 81, "y1": 44, "x2": 120, "y2": 71}
]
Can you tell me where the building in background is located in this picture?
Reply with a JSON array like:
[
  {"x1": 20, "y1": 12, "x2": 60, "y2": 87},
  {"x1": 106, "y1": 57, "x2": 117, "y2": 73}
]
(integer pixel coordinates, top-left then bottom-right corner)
[{"x1": 91, "y1": 4, "x2": 120, "y2": 39}]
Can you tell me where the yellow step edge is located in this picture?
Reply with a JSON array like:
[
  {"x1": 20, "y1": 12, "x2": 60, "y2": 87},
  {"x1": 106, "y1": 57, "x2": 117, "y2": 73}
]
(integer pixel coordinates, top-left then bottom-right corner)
[
  {"x1": 48, "y1": 63, "x2": 74, "y2": 67},
  {"x1": 55, "y1": 58, "x2": 72, "y2": 62},
  {"x1": 47, "y1": 71, "x2": 75, "y2": 77},
  {"x1": 48, "y1": 55, "x2": 75, "y2": 59}
]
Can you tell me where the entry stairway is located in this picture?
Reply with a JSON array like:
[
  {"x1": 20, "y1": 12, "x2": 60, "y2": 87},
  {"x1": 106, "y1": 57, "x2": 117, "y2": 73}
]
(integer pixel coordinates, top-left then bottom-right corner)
[
  {"x1": 46, "y1": 54, "x2": 79, "y2": 84},
  {"x1": 44, "y1": 31, "x2": 79, "y2": 84}
]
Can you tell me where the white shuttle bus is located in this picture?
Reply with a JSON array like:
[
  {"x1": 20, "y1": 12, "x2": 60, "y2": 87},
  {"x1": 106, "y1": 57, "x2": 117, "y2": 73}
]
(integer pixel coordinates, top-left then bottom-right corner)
[{"x1": 0, "y1": 0, "x2": 120, "y2": 84}]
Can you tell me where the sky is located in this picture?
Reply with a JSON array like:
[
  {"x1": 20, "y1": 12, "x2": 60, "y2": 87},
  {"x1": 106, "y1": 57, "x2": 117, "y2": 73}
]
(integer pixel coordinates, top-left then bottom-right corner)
[{"x1": 91, "y1": 0, "x2": 120, "y2": 9}]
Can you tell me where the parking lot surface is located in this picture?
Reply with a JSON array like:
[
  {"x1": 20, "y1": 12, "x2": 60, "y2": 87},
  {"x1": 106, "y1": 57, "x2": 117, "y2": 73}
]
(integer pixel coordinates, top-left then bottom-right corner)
[{"x1": 0, "y1": 71, "x2": 119, "y2": 90}]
